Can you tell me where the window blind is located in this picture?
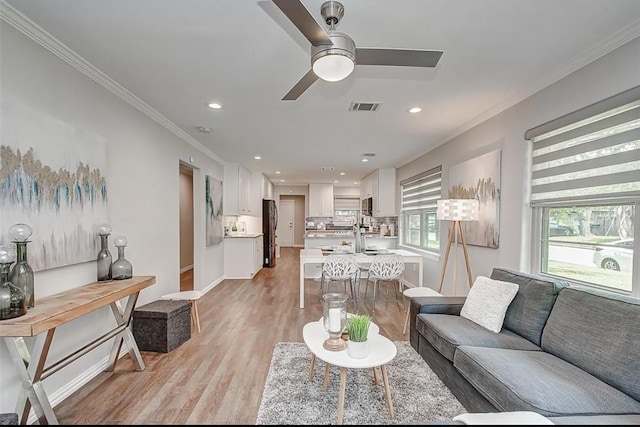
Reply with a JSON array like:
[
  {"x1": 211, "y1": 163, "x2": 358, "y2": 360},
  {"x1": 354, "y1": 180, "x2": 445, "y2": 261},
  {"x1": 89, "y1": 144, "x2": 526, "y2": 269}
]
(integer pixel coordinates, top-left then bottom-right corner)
[
  {"x1": 334, "y1": 197, "x2": 360, "y2": 210},
  {"x1": 527, "y1": 87, "x2": 640, "y2": 207},
  {"x1": 400, "y1": 166, "x2": 442, "y2": 212}
]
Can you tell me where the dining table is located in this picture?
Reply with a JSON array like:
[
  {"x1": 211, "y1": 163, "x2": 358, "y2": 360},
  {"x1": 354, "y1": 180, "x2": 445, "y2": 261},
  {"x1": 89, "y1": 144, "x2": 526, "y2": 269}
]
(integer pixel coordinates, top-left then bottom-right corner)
[{"x1": 298, "y1": 248, "x2": 424, "y2": 309}]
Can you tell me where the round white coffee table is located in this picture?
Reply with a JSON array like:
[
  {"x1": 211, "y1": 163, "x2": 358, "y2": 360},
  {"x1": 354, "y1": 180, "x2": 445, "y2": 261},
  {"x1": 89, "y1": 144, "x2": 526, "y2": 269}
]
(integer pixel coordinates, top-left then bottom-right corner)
[{"x1": 303, "y1": 320, "x2": 397, "y2": 424}]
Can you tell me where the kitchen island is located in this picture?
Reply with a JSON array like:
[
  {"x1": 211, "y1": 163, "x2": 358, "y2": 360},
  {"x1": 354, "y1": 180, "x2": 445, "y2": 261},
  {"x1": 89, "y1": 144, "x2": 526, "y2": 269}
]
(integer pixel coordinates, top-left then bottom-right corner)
[
  {"x1": 298, "y1": 248, "x2": 424, "y2": 309},
  {"x1": 304, "y1": 231, "x2": 356, "y2": 278}
]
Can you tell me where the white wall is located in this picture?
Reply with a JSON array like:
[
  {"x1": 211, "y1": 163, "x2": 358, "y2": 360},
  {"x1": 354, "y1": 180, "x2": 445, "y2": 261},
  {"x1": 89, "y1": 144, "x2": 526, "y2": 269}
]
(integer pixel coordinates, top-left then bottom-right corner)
[
  {"x1": 397, "y1": 37, "x2": 640, "y2": 295},
  {"x1": 0, "y1": 24, "x2": 225, "y2": 412}
]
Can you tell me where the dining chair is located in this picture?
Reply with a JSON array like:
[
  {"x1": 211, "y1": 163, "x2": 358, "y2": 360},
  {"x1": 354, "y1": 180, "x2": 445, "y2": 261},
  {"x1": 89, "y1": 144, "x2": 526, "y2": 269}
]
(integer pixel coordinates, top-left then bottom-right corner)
[
  {"x1": 320, "y1": 253, "x2": 360, "y2": 299},
  {"x1": 363, "y1": 254, "x2": 405, "y2": 312}
]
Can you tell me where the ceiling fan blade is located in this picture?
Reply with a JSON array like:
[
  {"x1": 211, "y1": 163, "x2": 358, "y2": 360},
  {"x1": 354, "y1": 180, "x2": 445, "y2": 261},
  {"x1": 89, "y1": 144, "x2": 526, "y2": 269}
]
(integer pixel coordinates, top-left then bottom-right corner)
[
  {"x1": 282, "y1": 69, "x2": 319, "y2": 100},
  {"x1": 356, "y1": 48, "x2": 444, "y2": 67},
  {"x1": 273, "y1": 0, "x2": 332, "y2": 46}
]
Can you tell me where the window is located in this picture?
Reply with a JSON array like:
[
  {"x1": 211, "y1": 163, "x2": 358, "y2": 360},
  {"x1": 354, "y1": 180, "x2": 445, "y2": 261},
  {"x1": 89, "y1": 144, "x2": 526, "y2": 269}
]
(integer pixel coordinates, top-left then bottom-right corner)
[
  {"x1": 400, "y1": 166, "x2": 442, "y2": 251},
  {"x1": 333, "y1": 197, "x2": 359, "y2": 224},
  {"x1": 526, "y1": 86, "x2": 640, "y2": 294}
]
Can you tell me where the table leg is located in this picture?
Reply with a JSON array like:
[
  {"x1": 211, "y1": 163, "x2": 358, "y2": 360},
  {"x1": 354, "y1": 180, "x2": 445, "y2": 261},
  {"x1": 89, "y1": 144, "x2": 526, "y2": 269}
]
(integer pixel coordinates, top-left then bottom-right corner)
[
  {"x1": 4, "y1": 330, "x2": 57, "y2": 425},
  {"x1": 322, "y1": 363, "x2": 330, "y2": 392},
  {"x1": 337, "y1": 367, "x2": 347, "y2": 425},
  {"x1": 380, "y1": 365, "x2": 394, "y2": 418},
  {"x1": 106, "y1": 293, "x2": 144, "y2": 372},
  {"x1": 299, "y1": 259, "x2": 305, "y2": 308},
  {"x1": 372, "y1": 367, "x2": 379, "y2": 385},
  {"x1": 308, "y1": 354, "x2": 316, "y2": 382},
  {"x1": 403, "y1": 303, "x2": 411, "y2": 335},
  {"x1": 192, "y1": 300, "x2": 201, "y2": 333}
]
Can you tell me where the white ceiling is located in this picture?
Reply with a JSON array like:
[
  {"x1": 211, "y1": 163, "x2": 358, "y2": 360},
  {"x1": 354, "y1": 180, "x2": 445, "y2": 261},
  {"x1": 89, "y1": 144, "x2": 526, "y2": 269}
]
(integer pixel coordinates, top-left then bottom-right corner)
[{"x1": 6, "y1": 0, "x2": 640, "y2": 186}]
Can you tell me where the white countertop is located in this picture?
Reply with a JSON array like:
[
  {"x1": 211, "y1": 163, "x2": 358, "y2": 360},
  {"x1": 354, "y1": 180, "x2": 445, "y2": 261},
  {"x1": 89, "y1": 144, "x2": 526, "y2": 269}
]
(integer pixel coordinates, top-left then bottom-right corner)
[
  {"x1": 224, "y1": 233, "x2": 263, "y2": 238},
  {"x1": 305, "y1": 232, "x2": 355, "y2": 238}
]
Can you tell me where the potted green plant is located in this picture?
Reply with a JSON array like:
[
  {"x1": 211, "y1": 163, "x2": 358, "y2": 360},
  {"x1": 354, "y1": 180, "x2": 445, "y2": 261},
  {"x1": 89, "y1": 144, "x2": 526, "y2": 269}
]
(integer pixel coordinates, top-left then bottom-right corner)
[{"x1": 347, "y1": 314, "x2": 371, "y2": 359}]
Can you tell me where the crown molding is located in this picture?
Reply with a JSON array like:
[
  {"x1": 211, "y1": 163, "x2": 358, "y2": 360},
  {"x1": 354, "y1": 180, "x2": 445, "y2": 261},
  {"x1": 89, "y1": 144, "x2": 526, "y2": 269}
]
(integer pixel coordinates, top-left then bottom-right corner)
[
  {"x1": 0, "y1": 0, "x2": 225, "y2": 165},
  {"x1": 399, "y1": 18, "x2": 640, "y2": 168}
]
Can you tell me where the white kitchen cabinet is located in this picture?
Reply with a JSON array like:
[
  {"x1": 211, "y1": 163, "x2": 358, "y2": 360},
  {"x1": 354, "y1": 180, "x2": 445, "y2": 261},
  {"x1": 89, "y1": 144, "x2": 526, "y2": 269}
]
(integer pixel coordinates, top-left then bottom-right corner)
[
  {"x1": 361, "y1": 168, "x2": 396, "y2": 217},
  {"x1": 224, "y1": 235, "x2": 263, "y2": 279},
  {"x1": 308, "y1": 183, "x2": 334, "y2": 217},
  {"x1": 376, "y1": 167, "x2": 396, "y2": 216},
  {"x1": 224, "y1": 163, "x2": 258, "y2": 216}
]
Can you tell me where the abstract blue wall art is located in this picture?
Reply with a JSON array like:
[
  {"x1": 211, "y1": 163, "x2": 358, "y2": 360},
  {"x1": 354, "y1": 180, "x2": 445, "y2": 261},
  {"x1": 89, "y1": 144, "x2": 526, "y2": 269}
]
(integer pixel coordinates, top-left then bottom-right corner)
[
  {"x1": 0, "y1": 104, "x2": 109, "y2": 271},
  {"x1": 205, "y1": 175, "x2": 223, "y2": 246}
]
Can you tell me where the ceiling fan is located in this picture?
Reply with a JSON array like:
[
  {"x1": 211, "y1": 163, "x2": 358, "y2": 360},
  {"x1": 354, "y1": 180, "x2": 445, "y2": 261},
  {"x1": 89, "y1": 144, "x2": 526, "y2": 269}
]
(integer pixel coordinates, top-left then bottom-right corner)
[{"x1": 272, "y1": 0, "x2": 444, "y2": 100}]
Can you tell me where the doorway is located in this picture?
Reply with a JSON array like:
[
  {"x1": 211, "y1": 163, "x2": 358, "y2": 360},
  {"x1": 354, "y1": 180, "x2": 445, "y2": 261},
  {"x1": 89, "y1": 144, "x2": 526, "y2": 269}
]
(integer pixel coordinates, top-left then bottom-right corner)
[
  {"x1": 179, "y1": 163, "x2": 194, "y2": 291},
  {"x1": 277, "y1": 199, "x2": 295, "y2": 247}
]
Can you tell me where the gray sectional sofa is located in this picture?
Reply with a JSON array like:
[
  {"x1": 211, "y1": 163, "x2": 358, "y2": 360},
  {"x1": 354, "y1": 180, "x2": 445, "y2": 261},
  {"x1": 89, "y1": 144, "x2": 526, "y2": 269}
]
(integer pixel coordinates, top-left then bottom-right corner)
[{"x1": 408, "y1": 267, "x2": 640, "y2": 424}]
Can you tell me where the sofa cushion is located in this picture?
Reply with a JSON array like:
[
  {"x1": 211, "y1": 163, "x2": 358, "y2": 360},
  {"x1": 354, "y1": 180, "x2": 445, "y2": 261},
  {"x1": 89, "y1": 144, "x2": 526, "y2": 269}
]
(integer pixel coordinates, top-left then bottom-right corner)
[
  {"x1": 460, "y1": 276, "x2": 519, "y2": 333},
  {"x1": 490, "y1": 268, "x2": 568, "y2": 346},
  {"x1": 416, "y1": 313, "x2": 540, "y2": 362},
  {"x1": 542, "y1": 287, "x2": 640, "y2": 402},
  {"x1": 454, "y1": 346, "x2": 640, "y2": 417}
]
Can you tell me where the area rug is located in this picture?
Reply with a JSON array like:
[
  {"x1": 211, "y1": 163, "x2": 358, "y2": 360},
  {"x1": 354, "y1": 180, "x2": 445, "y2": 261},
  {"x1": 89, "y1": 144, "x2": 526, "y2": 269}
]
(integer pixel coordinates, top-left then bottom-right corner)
[{"x1": 256, "y1": 341, "x2": 466, "y2": 425}]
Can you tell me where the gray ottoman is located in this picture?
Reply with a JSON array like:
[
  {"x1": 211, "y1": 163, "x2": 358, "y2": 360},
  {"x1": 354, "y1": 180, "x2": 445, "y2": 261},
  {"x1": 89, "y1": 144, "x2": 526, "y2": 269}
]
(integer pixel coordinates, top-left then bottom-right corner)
[
  {"x1": 0, "y1": 413, "x2": 18, "y2": 425},
  {"x1": 133, "y1": 299, "x2": 192, "y2": 353}
]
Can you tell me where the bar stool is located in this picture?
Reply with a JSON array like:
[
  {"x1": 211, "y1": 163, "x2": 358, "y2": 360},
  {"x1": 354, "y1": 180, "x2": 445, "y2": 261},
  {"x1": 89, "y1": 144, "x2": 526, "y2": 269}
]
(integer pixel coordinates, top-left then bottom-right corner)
[
  {"x1": 320, "y1": 254, "x2": 359, "y2": 299},
  {"x1": 364, "y1": 254, "x2": 405, "y2": 312},
  {"x1": 160, "y1": 290, "x2": 202, "y2": 333}
]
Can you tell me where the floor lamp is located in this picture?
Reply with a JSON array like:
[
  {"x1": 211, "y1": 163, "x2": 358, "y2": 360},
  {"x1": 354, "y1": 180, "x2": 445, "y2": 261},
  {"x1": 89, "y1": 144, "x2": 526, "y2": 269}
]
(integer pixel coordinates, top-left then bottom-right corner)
[{"x1": 436, "y1": 199, "x2": 480, "y2": 295}]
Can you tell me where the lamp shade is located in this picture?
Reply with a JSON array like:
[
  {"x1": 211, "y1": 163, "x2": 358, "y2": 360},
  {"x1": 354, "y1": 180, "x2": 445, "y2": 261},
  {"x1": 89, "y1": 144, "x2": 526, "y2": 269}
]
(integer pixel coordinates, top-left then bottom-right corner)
[
  {"x1": 312, "y1": 53, "x2": 355, "y2": 82},
  {"x1": 437, "y1": 199, "x2": 479, "y2": 221}
]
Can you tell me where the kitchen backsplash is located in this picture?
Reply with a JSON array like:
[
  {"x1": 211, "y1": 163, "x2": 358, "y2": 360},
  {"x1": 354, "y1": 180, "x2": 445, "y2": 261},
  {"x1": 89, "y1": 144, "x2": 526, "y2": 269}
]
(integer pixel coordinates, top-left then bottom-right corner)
[{"x1": 305, "y1": 215, "x2": 398, "y2": 236}]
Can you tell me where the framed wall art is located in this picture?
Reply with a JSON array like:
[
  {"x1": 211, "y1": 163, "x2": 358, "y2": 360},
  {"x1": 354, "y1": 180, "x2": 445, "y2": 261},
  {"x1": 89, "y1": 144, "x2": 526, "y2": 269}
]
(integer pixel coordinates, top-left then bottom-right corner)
[
  {"x1": 205, "y1": 175, "x2": 223, "y2": 246},
  {"x1": 448, "y1": 149, "x2": 501, "y2": 248},
  {"x1": 0, "y1": 103, "x2": 109, "y2": 270}
]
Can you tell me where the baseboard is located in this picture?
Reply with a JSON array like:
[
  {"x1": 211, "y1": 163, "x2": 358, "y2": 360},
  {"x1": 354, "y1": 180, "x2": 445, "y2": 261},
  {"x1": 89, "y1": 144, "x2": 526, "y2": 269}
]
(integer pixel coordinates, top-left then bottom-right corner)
[
  {"x1": 201, "y1": 275, "x2": 225, "y2": 294},
  {"x1": 180, "y1": 265, "x2": 194, "y2": 274},
  {"x1": 27, "y1": 345, "x2": 130, "y2": 424}
]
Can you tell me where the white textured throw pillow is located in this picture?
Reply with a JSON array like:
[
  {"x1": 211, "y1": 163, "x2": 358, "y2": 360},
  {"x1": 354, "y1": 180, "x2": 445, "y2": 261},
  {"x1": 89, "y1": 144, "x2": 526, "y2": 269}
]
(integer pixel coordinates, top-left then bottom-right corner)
[{"x1": 460, "y1": 276, "x2": 519, "y2": 333}]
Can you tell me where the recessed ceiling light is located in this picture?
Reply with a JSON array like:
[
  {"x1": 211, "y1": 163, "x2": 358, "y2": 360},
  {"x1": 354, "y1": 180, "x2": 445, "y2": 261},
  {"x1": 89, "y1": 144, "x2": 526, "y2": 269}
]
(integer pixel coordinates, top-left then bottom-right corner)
[
  {"x1": 254, "y1": 156, "x2": 262, "y2": 160},
  {"x1": 207, "y1": 102, "x2": 222, "y2": 109},
  {"x1": 196, "y1": 126, "x2": 211, "y2": 133},
  {"x1": 334, "y1": 180, "x2": 339, "y2": 183},
  {"x1": 275, "y1": 171, "x2": 281, "y2": 174},
  {"x1": 408, "y1": 107, "x2": 422, "y2": 114},
  {"x1": 361, "y1": 158, "x2": 369, "y2": 162},
  {"x1": 353, "y1": 182, "x2": 359, "y2": 185},
  {"x1": 280, "y1": 179, "x2": 285, "y2": 182},
  {"x1": 339, "y1": 172, "x2": 346, "y2": 176}
]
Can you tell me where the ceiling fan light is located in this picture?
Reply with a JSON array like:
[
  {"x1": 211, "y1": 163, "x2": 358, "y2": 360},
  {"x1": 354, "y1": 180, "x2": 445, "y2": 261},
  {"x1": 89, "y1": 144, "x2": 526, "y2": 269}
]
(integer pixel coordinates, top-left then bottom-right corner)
[{"x1": 312, "y1": 53, "x2": 355, "y2": 82}]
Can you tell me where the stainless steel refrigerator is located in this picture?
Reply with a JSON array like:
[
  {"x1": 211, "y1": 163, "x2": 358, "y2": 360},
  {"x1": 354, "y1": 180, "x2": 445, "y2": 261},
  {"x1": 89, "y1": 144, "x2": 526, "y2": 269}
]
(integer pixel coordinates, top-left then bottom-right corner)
[{"x1": 262, "y1": 199, "x2": 278, "y2": 267}]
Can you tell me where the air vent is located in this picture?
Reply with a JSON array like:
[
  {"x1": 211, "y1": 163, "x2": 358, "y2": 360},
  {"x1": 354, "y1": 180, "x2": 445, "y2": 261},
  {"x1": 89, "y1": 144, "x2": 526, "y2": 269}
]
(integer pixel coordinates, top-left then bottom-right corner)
[
  {"x1": 361, "y1": 153, "x2": 377, "y2": 157},
  {"x1": 349, "y1": 102, "x2": 381, "y2": 112},
  {"x1": 321, "y1": 167, "x2": 336, "y2": 171}
]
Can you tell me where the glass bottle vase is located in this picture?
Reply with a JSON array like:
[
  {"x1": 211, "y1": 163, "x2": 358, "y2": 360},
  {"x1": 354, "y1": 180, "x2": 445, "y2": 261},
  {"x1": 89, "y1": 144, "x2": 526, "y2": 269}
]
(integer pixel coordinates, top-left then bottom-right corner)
[
  {"x1": 0, "y1": 262, "x2": 27, "y2": 320},
  {"x1": 111, "y1": 246, "x2": 133, "y2": 280},
  {"x1": 97, "y1": 235, "x2": 112, "y2": 282},
  {"x1": 10, "y1": 241, "x2": 35, "y2": 308}
]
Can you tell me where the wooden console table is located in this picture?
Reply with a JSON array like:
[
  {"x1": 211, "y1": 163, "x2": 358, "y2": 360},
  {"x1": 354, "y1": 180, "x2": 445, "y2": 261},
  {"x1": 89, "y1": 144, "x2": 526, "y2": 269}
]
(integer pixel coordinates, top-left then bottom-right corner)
[{"x1": 0, "y1": 275, "x2": 156, "y2": 425}]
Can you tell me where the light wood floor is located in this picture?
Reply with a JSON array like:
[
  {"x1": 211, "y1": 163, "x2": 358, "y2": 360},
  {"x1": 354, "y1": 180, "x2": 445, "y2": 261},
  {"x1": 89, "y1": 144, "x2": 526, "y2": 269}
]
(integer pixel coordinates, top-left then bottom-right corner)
[
  {"x1": 53, "y1": 247, "x2": 409, "y2": 424},
  {"x1": 180, "y1": 268, "x2": 193, "y2": 292}
]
